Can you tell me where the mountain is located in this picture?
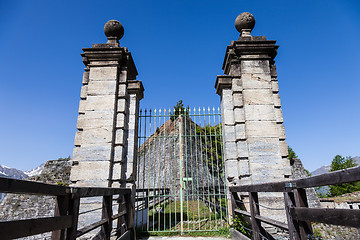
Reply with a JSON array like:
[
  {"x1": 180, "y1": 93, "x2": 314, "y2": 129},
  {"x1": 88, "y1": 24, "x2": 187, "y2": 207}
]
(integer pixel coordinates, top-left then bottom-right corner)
[
  {"x1": 24, "y1": 163, "x2": 45, "y2": 177},
  {"x1": 0, "y1": 165, "x2": 28, "y2": 179},
  {"x1": 311, "y1": 156, "x2": 360, "y2": 176}
]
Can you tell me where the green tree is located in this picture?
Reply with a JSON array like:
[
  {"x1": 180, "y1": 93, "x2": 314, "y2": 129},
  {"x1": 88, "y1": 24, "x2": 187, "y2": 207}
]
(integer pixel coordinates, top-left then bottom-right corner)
[
  {"x1": 288, "y1": 146, "x2": 298, "y2": 165},
  {"x1": 170, "y1": 100, "x2": 188, "y2": 121},
  {"x1": 328, "y1": 155, "x2": 360, "y2": 197}
]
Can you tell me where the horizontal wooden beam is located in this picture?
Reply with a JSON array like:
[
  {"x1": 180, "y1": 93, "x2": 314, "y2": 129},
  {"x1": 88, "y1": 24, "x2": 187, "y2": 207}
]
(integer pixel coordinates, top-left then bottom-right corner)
[
  {"x1": 71, "y1": 187, "x2": 131, "y2": 197},
  {"x1": 255, "y1": 215, "x2": 288, "y2": 231},
  {"x1": 234, "y1": 208, "x2": 251, "y2": 217},
  {"x1": 76, "y1": 219, "x2": 108, "y2": 237},
  {"x1": 0, "y1": 216, "x2": 72, "y2": 239},
  {"x1": 112, "y1": 210, "x2": 127, "y2": 220},
  {"x1": 229, "y1": 166, "x2": 360, "y2": 192},
  {"x1": 291, "y1": 207, "x2": 360, "y2": 228},
  {"x1": 0, "y1": 177, "x2": 68, "y2": 196}
]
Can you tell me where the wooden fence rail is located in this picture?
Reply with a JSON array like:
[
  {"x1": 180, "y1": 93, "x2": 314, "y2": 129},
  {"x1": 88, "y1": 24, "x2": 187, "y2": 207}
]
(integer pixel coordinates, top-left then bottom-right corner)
[
  {"x1": 0, "y1": 177, "x2": 133, "y2": 240},
  {"x1": 229, "y1": 166, "x2": 360, "y2": 240}
]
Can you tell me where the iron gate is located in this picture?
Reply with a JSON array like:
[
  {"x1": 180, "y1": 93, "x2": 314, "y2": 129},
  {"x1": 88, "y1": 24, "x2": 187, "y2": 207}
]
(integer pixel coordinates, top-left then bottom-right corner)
[{"x1": 135, "y1": 106, "x2": 228, "y2": 234}]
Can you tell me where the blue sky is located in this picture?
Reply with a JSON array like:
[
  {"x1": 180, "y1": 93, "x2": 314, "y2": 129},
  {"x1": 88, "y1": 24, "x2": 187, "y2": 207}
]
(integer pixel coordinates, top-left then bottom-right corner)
[{"x1": 0, "y1": 0, "x2": 359, "y2": 172}]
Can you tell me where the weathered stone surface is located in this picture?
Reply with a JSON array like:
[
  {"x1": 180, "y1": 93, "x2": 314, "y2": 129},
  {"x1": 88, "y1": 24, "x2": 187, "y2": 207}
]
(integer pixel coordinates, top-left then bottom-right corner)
[
  {"x1": 275, "y1": 108, "x2": 283, "y2": 123},
  {"x1": 115, "y1": 128, "x2": 125, "y2": 145},
  {"x1": 81, "y1": 127, "x2": 114, "y2": 144},
  {"x1": 116, "y1": 112, "x2": 126, "y2": 128},
  {"x1": 244, "y1": 105, "x2": 275, "y2": 121},
  {"x1": 82, "y1": 71, "x2": 89, "y2": 85},
  {"x1": 236, "y1": 140, "x2": 248, "y2": 158},
  {"x1": 87, "y1": 81, "x2": 117, "y2": 96},
  {"x1": 225, "y1": 159, "x2": 239, "y2": 180},
  {"x1": 114, "y1": 145, "x2": 124, "y2": 161},
  {"x1": 74, "y1": 130, "x2": 82, "y2": 146},
  {"x1": 117, "y1": 98, "x2": 127, "y2": 113},
  {"x1": 78, "y1": 100, "x2": 86, "y2": 114},
  {"x1": 80, "y1": 85, "x2": 88, "y2": 99},
  {"x1": 273, "y1": 93, "x2": 281, "y2": 107},
  {"x1": 238, "y1": 159, "x2": 250, "y2": 176},
  {"x1": 243, "y1": 89, "x2": 273, "y2": 105},
  {"x1": 77, "y1": 112, "x2": 114, "y2": 129},
  {"x1": 280, "y1": 140, "x2": 288, "y2": 157},
  {"x1": 240, "y1": 60, "x2": 270, "y2": 74},
  {"x1": 234, "y1": 107, "x2": 245, "y2": 123},
  {"x1": 271, "y1": 80, "x2": 279, "y2": 93},
  {"x1": 241, "y1": 73, "x2": 271, "y2": 89},
  {"x1": 73, "y1": 144, "x2": 112, "y2": 161},
  {"x1": 85, "y1": 95, "x2": 116, "y2": 111},
  {"x1": 224, "y1": 141, "x2": 238, "y2": 160},
  {"x1": 247, "y1": 138, "x2": 281, "y2": 157},
  {"x1": 235, "y1": 124, "x2": 246, "y2": 140},
  {"x1": 70, "y1": 161, "x2": 110, "y2": 181},
  {"x1": 118, "y1": 83, "x2": 127, "y2": 97},
  {"x1": 232, "y1": 78, "x2": 242, "y2": 92},
  {"x1": 278, "y1": 124, "x2": 286, "y2": 140},
  {"x1": 232, "y1": 92, "x2": 243, "y2": 107},
  {"x1": 223, "y1": 125, "x2": 236, "y2": 142},
  {"x1": 89, "y1": 66, "x2": 118, "y2": 81},
  {"x1": 245, "y1": 121, "x2": 279, "y2": 137}
]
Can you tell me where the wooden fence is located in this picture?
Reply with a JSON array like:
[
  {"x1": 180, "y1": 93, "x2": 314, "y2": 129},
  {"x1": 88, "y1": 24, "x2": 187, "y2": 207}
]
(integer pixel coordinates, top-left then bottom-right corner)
[
  {"x1": 230, "y1": 166, "x2": 360, "y2": 240},
  {"x1": 0, "y1": 177, "x2": 134, "y2": 240}
]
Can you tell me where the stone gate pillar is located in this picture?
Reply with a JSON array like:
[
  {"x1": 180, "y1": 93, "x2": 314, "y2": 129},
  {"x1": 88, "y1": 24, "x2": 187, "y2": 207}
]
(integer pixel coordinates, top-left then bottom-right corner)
[
  {"x1": 69, "y1": 20, "x2": 143, "y2": 234},
  {"x1": 216, "y1": 13, "x2": 291, "y2": 223}
]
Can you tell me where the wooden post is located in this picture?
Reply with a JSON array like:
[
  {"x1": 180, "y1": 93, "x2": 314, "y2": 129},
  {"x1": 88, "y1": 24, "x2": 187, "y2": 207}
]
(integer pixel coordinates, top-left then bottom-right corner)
[
  {"x1": 249, "y1": 192, "x2": 261, "y2": 240},
  {"x1": 100, "y1": 196, "x2": 113, "y2": 240},
  {"x1": 66, "y1": 196, "x2": 80, "y2": 240},
  {"x1": 294, "y1": 188, "x2": 313, "y2": 239},
  {"x1": 284, "y1": 191, "x2": 301, "y2": 240},
  {"x1": 124, "y1": 192, "x2": 135, "y2": 240},
  {"x1": 51, "y1": 195, "x2": 69, "y2": 240}
]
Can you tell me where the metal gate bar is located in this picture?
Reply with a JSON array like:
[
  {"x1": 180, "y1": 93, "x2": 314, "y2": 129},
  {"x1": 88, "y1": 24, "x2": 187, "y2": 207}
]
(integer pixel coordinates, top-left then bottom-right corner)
[{"x1": 135, "y1": 107, "x2": 228, "y2": 234}]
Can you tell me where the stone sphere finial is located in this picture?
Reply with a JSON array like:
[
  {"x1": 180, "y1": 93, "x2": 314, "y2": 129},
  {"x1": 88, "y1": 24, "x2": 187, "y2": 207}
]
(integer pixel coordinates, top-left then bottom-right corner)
[
  {"x1": 235, "y1": 12, "x2": 255, "y2": 37},
  {"x1": 104, "y1": 20, "x2": 124, "y2": 45}
]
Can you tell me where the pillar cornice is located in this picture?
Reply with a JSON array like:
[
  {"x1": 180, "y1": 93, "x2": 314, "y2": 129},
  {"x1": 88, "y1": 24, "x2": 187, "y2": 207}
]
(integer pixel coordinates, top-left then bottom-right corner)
[
  {"x1": 81, "y1": 46, "x2": 138, "y2": 80},
  {"x1": 215, "y1": 75, "x2": 232, "y2": 95},
  {"x1": 128, "y1": 80, "x2": 144, "y2": 100},
  {"x1": 222, "y1": 38, "x2": 279, "y2": 75}
]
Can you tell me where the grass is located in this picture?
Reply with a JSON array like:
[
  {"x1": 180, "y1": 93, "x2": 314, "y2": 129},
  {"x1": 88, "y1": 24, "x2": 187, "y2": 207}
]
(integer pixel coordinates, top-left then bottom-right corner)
[{"x1": 136, "y1": 199, "x2": 230, "y2": 237}]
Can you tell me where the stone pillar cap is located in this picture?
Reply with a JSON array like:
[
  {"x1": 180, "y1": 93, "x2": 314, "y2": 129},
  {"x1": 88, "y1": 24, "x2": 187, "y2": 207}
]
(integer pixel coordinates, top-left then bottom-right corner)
[
  {"x1": 104, "y1": 20, "x2": 124, "y2": 46},
  {"x1": 235, "y1": 12, "x2": 255, "y2": 38}
]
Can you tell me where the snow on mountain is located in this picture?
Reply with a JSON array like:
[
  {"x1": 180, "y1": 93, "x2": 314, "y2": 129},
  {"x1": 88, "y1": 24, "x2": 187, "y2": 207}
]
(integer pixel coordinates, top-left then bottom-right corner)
[
  {"x1": 24, "y1": 163, "x2": 45, "y2": 177},
  {"x1": 0, "y1": 165, "x2": 29, "y2": 179}
]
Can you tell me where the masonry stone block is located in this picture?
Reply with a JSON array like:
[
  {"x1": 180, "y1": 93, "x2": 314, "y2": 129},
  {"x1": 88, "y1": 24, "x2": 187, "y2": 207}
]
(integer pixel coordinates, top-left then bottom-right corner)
[
  {"x1": 116, "y1": 113, "x2": 125, "y2": 129},
  {"x1": 223, "y1": 109, "x2": 235, "y2": 125},
  {"x1": 223, "y1": 125, "x2": 236, "y2": 142},
  {"x1": 73, "y1": 180, "x2": 109, "y2": 187},
  {"x1": 235, "y1": 124, "x2": 246, "y2": 140},
  {"x1": 77, "y1": 112, "x2": 114, "y2": 129},
  {"x1": 70, "y1": 161, "x2": 110, "y2": 181},
  {"x1": 81, "y1": 127, "x2": 114, "y2": 144},
  {"x1": 232, "y1": 78, "x2": 242, "y2": 93},
  {"x1": 243, "y1": 89, "x2": 273, "y2": 105},
  {"x1": 85, "y1": 96, "x2": 116, "y2": 111},
  {"x1": 244, "y1": 105, "x2": 275, "y2": 121},
  {"x1": 119, "y1": 70, "x2": 127, "y2": 83},
  {"x1": 221, "y1": 89, "x2": 234, "y2": 110},
  {"x1": 82, "y1": 71, "x2": 89, "y2": 85},
  {"x1": 115, "y1": 129, "x2": 125, "y2": 145},
  {"x1": 73, "y1": 144, "x2": 112, "y2": 161},
  {"x1": 283, "y1": 158, "x2": 292, "y2": 176},
  {"x1": 112, "y1": 162, "x2": 122, "y2": 180},
  {"x1": 245, "y1": 121, "x2": 279, "y2": 138},
  {"x1": 247, "y1": 138, "x2": 281, "y2": 157},
  {"x1": 273, "y1": 94, "x2": 281, "y2": 107},
  {"x1": 238, "y1": 159, "x2": 250, "y2": 176},
  {"x1": 74, "y1": 131, "x2": 82, "y2": 147},
  {"x1": 78, "y1": 100, "x2": 86, "y2": 114},
  {"x1": 225, "y1": 159, "x2": 239, "y2": 180},
  {"x1": 275, "y1": 108, "x2": 283, "y2": 123},
  {"x1": 271, "y1": 81, "x2": 279, "y2": 93},
  {"x1": 89, "y1": 67, "x2": 118, "y2": 81},
  {"x1": 280, "y1": 141, "x2": 288, "y2": 157},
  {"x1": 236, "y1": 140, "x2": 248, "y2": 158},
  {"x1": 241, "y1": 73, "x2": 271, "y2": 89},
  {"x1": 80, "y1": 85, "x2": 88, "y2": 99},
  {"x1": 234, "y1": 108, "x2": 245, "y2": 123},
  {"x1": 232, "y1": 92, "x2": 243, "y2": 107},
  {"x1": 224, "y1": 141, "x2": 238, "y2": 160},
  {"x1": 278, "y1": 124, "x2": 286, "y2": 140},
  {"x1": 117, "y1": 98, "x2": 127, "y2": 113},
  {"x1": 229, "y1": 63, "x2": 241, "y2": 75},
  {"x1": 240, "y1": 60, "x2": 270, "y2": 74},
  {"x1": 118, "y1": 84, "x2": 127, "y2": 97},
  {"x1": 114, "y1": 145, "x2": 124, "y2": 162},
  {"x1": 87, "y1": 81, "x2": 117, "y2": 96}
]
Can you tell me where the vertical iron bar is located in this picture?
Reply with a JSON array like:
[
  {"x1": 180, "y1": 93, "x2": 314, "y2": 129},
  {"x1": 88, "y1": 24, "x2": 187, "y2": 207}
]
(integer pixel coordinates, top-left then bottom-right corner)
[
  {"x1": 192, "y1": 107, "x2": 201, "y2": 230},
  {"x1": 179, "y1": 114, "x2": 184, "y2": 235}
]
